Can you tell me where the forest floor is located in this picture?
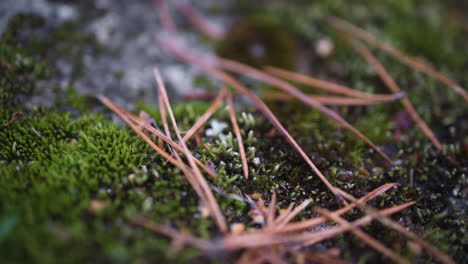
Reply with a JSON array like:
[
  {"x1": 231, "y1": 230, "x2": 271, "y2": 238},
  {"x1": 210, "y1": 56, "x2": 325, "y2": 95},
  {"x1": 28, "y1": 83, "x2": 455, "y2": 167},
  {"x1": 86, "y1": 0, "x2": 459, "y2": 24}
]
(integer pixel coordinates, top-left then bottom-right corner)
[{"x1": 0, "y1": 0, "x2": 467, "y2": 263}]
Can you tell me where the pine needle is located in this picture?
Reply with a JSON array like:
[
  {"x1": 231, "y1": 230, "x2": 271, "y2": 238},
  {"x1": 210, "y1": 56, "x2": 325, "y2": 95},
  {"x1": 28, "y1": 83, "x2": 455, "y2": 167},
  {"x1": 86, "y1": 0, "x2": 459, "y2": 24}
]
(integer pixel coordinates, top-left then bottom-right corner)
[
  {"x1": 109, "y1": 102, "x2": 218, "y2": 178},
  {"x1": 217, "y1": 58, "x2": 393, "y2": 165},
  {"x1": 183, "y1": 87, "x2": 227, "y2": 142},
  {"x1": 99, "y1": 96, "x2": 204, "y2": 198},
  {"x1": 265, "y1": 65, "x2": 398, "y2": 99},
  {"x1": 274, "y1": 183, "x2": 398, "y2": 233},
  {"x1": 153, "y1": 68, "x2": 228, "y2": 232},
  {"x1": 161, "y1": 41, "x2": 347, "y2": 206},
  {"x1": 226, "y1": 92, "x2": 249, "y2": 179},
  {"x1": 173, "y1": 0, "x2": 224, "y2": 39},
  {"x1": 316, "y1": 207, "x2": 409, "y2": 264},
  {"x1": 344, "y1": 35, "x2": 443, "y2": 150},
  {"x1": 262, "y1": 92, "x2": 404, "y2": 105},
  {"x1": 328, "y1": 16, "x2": 468, "y2": 102},
  {"x1": 335, "y1": 188, "x2": 455, "y2": 264},
  {"x1": 152, "y1": 0, "x2": 176, "y2": 34},
  {"x1": 275, "y1": 199, "x2": 312, "y2": 228}
]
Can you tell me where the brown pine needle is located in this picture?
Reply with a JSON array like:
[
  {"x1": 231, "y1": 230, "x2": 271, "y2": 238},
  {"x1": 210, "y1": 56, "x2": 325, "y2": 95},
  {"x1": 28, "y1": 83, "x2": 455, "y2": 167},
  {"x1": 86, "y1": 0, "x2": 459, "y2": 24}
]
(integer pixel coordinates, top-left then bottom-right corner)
[
  {"x1": 335, "y1": 188, "x2": 455, "y2": 264},
  {"x1": 217, "y1": 58, "x2": 392, "y2": 165},
  {"x1": 152, "y1": 0, "x2": 176, "y2": 34},
  {"x1": 174, "y1": 1, "x2": 224, "y2": 40},
  {"x1": 344, "y1": 36, "x2": 443, "y2": 150},
  {"x1": 158, "y1": 89, "x2": 172, "y2": 138},
  {"x1": 328, "y1": 16, "x2": 468, "y2": 102},
  {"x1": 161, "y1": 41, "x2": 347, "y2": 206},
  {"x1": 316, "y1": 207, "x2": 409, "y2": 264},
  {"x1": 266, "y1": 193, "x2": 277, "y2": 228},
  {"x1": 222, "y1": 201, "x2": 414, "y2": 249},
  {"x1": 110, "y1": 102, "x2": 218, "y2": 179},
  {"x1": 154, "y1": 68, "x2": 227, "y2": 232},
  {"x1": 275, "y1": 199, "x2": 312, "y2": 228},
  {"x1": 265, "y1": 65, "x2": 398, "y2": 100},
  {"x1": 227, "y1": 93, "x2": 249, "y2": 179},
  {"x1": 301, "y1": 201, "x2": 415, "y2": 247},
  {"x1": 275, "y1": 183, "x2": 398, "y2": 234},
  {"x1": 181, "y1": 91, "x2": 220, "y2": 101},
  {"x1": 131, "y1": 216, "x2": 216, "y2": 252},
  {"x1": 262, "y1": 91, "x2": 404, "y2": 106},
  {"x1": 183, "y1": 87, "x2": 227, "y2": 142},
  {"x1": 99, "y1": 96, "x2": 204, "y2": 199},
  {"x1": 274, "y1": 204, "x2": 294, "y2": 225}
]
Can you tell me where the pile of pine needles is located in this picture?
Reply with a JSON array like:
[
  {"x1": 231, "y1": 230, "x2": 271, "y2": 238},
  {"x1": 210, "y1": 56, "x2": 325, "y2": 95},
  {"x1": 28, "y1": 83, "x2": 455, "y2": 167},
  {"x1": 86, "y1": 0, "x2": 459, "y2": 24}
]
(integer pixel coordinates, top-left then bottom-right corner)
[{"x1": 98, "y1": 1, "x2": 466, "y2": 263}]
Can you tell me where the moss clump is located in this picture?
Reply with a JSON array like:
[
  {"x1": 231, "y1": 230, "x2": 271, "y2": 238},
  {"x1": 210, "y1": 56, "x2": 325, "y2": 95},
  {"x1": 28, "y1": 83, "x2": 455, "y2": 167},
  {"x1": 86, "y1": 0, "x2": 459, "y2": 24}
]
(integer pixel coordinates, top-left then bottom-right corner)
[{"x1": 217, "y1": 16, "x2": 297, "y2": 70}]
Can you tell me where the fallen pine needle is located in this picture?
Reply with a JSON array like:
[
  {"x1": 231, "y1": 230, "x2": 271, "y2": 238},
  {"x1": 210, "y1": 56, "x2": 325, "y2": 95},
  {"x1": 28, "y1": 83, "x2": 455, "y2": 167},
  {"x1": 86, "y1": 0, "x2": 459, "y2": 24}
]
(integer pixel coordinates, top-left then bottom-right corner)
[
  {"x1": 270, "y1": 183, "x2": 398, "y2": 234},
  {"x1": 226, "y1": 92, "x2": 249, "y2": 179},
  {"x1": 174, "y1": 0, "x2": 224, "y2": 39},
  {"x1": 275, "y1": 199, "x2": 312, "y2": 228},
  {"x1": 109, "y1": 102, "x2": 217, "y2": 178},
  {"x1": 183, "y1": 87, "x2": 227, "y2": 142},
  {"x1": 99, "y1": 96, "x2": 205, "y2": 199},
  {"x1": 161, "y1": 40, "x2": 347, "y2": 206},
  {"x1": 335, "y1": 188, "x2": 455, "y2": 264},
  {"x1": 266, "y1": 193, "x2": 277, "y2": 228},
  {"x1": 316, "y1": 207, "x2": 409, "y2": 264},
  {"x1": 265, "y1": 65, "x2": 400, "y2": 100},
  {"x1": 152, "y1": 0, "x2": 176, "y2": 35},
  {"x1": 344, "y1": 36, "x2": 443, "y2": 151},
  {"x1": 217, "y1": 57, "x2": 393, "y2": 165},
  {"x1": 328, "y1": 16, "x2": 468, "y2": 102},
  {"x1": 262, "y1": 91, "x2": 404, "y2": 106},
  {"x1": 154, "y1": 68, "x2": 227, "y2": 232}
]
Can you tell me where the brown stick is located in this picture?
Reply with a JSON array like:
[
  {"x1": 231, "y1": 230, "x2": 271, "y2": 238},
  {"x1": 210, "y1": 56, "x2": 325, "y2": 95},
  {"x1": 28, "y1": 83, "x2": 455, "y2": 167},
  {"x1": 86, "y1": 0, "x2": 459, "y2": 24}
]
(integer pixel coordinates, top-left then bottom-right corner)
[
  {"x1": 217, "y1": 58, "x2": 393, "y2": 165},
  {"x1": 344, "y1": 36, "x2": 443, "y2": 150},
  {"x1": 154, "y1": 68, "x2": 227, "y2": 232},
  {"x1": 161, "y1": 41, "x2": 347, "y2": 206},
  {"x1": 329, "y1": 16, "x2": 468, "y2": 102},
  {"x1": 226, "y1": 93, "x2": 249, "y2": 179}
]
